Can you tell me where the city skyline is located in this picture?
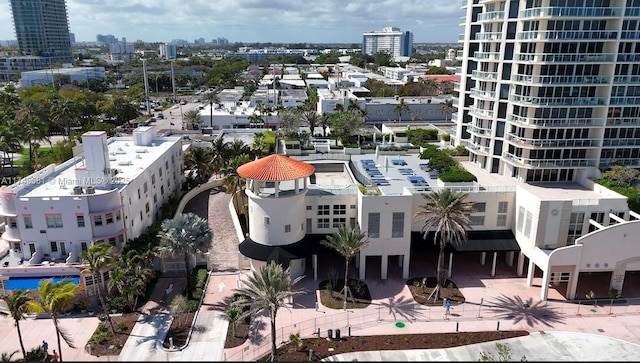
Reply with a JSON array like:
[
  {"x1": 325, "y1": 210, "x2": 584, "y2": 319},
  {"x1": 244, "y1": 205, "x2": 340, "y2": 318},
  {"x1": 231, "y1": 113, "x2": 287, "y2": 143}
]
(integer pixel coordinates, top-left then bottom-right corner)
[{"x1": 0, "y1": 0, "x2": 461, "y2": 44}]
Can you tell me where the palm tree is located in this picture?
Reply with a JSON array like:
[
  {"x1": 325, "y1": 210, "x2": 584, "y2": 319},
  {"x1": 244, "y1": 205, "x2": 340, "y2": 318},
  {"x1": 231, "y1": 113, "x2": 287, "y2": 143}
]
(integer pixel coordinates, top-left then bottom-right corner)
[
  {"x1": 81, "y1": 243, "x2": 116, "y2": 333},
  {"x1": 347, "y1": 99, "x2": 361, "y2": 114},
  {"x1": 27, "y1": 278, "x2": 80, "y2": 362},
  {"x1": 210, "y1": 137, "x2": 230, "y2": 176},
  {"x1": 228, "y1": 139, "x2": 250, "y2": 157},
  {"x1": 233, "y1": 261, "x2": 306, "y2": 362},
  {"x1": 183, "y1": 109, "x2": 201, "y2": 130},
  {"x1": 441, "y1": 100, "x2": 454, "y2": 122},
  {"x1": 4, "y1": 290, "x2": 32, "y2": 359},
  {"x1": 248, "y1": 112, "x2": 264, "y2": 129},
  {"x1": 204, "y1": 91, "x2": 220, "y2": 128},
  {"x1": 224, "y1": 307, "x2": 242, "y2": 338},
  {"x1": 0, "y1": 121, "x2": 22, "y2": 176},
  {"x1": 414, "y1": 188, "x2": 474, "y2": 301},
  {"x1": 394, "y1": 98, "x2": 410, "y2": 123},
  {"x1": 156, "y1": 213, "x2": 212, "y2": 300},
  {"x1": 301, "y1": 110, "x2": 320, "y2": 137},
  {"x1": 1, "y1": 351, "x2": 18, "y2": 362},
  {"x1": 15, "y1": 100, "x2": 48, "y2": 163},
  {"x1": 320, "y1": 112, "x2": 332, "y2": 137},
  {"x1": 333, "y1": 103, "x2": 345, "y2": 113},
  {"x1": 251, "y1": 132, "x2": 267, "y2": 158},
  {"x1": 50, "y1": 97, "x2": 77, "y2": 138},
  {"x1": 184, "y1": 146, "x2": 214, "y2": 183},
  {"x1": 222, "y1": 154, "x2": 252, "y2": 214},
  {"x1": 321, "y1": 226, "x2": 370, "y2": 310}
]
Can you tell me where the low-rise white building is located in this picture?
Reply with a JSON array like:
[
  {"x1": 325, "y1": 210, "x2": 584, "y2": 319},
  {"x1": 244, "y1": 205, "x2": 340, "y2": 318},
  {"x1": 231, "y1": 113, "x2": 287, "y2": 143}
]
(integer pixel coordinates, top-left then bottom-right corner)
[
  {"x1": 0, "y1": 128, "x2": 183, "y2": 295},
  {"x1": 19, "y1": 66, "x2": 106, "y2": 87},
  {"x1": 235, "y1": 150, "x2": 640, "y2": 301}
]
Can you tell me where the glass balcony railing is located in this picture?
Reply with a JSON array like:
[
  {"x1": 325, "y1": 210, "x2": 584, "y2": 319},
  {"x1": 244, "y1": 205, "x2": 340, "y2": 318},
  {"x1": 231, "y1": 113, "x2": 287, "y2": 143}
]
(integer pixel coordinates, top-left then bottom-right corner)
[
  {"x1": 508, "y1": 94, "x2": 606, "y2": 106},
  {"x1": 469, "y1": 106, "x2": 494, "y2": 119},
  {"x1": 519, "y1": 7, "x2": 622, "y2": 18},
  {"x1": 610, "y1": 97, "x2": 640, "y2": 105},
  {"x1": 477, "y1": 11, "x2": 505, "y2": 22},
  {"x1": 515, "y1": 53, "x2": 616, "y2": 62},
  {"x1": 516, "y1": 30, "x2": 618, "y2": 41},
  {"x1": 503, "y1": 152, "x2": 598, "y2": 168},
  {"x1": 474, "y1": 51, "x2": 501, "y2": 60},
  {"x1": 505, "y1": 133, "x2": 601, "y2": 148},
  {"x1": 475, "y1": 32, "x2": 503, "y2": 41},
  {"x1": 470, "y1": 88, "x2": 496, "y2": 99},
  {"x1": 613, "y1": 75, "x2": 640, "y2": 83},
  {"x1": 602, "y1": 139, "x2": 640, "y2": 147},
  {"x1": 510, "y1": 74, "x2": 609, "y2": 84},
  {"x1": 468, "y1": 124, "x2": 492, "y2": 136},
  {"x1": 507, "y1": 114, "x2": 605, "y2": 128},
  {"x1": 472, "y1": 70, "x2": 499, "y2": 81}
]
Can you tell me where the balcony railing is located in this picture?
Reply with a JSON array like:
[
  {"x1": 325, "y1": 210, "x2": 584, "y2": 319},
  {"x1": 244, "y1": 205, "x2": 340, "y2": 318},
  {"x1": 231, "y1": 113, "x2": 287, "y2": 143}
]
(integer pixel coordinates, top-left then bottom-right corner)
[
  {"x1": 468, "y1": 124, "x2": 492, "y2": 136},
  {"x1": 516, "y1": 30, "x2": 618, "y2": 41},
  {"x1": 477, "y1": 11, "x2": 505, "y2": 22},
  {"x1": 503, "y1": 152, "x2": 598, "y2": 168},
  {"x1": 507, "y1": 114, "x2": 605, "y2": 128},
  {"x1": 469, "y1": 106, "x2": 494, "y2": 119},
  {"x1": 474, "y1": 51, "x2": 501, "y2": 60},
  {"x1": 508, "y1": 94, "x2": 606, "y2": 106},
  {"x1": 601, "y1": 139, "x2": 640, "y2": 147},
  {"x1": 505, "y1": 133, "x2": 601, "y2": 148},
  {"x1": 475, "y1": 32, "x2": 504, "y2": 41},
  {"x1": 515, "y1": 53, "x2": 616, "y2": 63},
  {"x1": 613, "y1": 76, "x2": 640, "y2": 83},
  {"x1": 510, "y1": 74, "x2": 609, "y2": 85},
  {"x1": 519, "y1": 7, "x2": 622, "y2": 19},
  {"x1": 610, "y1": 97, "x2": 640, "y2": 105},
  {"x1": 470, "y1": 88, "x2": 496, "y2": 100},
  {"x1": 472, "y1": 70, "x2": 499, "y2": 81}
]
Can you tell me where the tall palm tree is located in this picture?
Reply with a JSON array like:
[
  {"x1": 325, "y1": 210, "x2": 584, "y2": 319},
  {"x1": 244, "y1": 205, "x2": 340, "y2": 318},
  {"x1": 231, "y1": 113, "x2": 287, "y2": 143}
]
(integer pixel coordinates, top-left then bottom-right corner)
[
  {"x1": 414, "y1": 188, "x2": 474, "y2": 301},
  {"x1": 301, "y1": 110, "x2": 320, "y2": 137},
  {"x1": 321, "y1": 226, "x2": 370, "y2": 310},
  {"x1": 81, "y1": 243, "x2": 116, "y2": 333},
  {"x1": 204, "y1": 91, "x2": 220, "y2": 128},
  {"x1": 0, "y1": 121, "x2": 22, "y2": 176},
  {"x1": 50, "y1": 97, "x2": 77, "y2": 138},
  {"x1": 233, "y1": 261, "x2": 306, "y2": 362},
  {"x1": 156, "y1": 212, "x2": 212, "y2": 300},
  {"x1": 222, "y1": 154, "x2": 252, "y2": 214},
  {"x1": 228, "y1": 139, "x2": 250, "y2": 157},
  {"x1": 251, "y1": 132, "x2": 267, "y2": 158},
  {"x1": 210, "y1": 137, "x2": 230, "y2": 177},
  {"x1": 394, "y1": 98, "x2": 410, "y2": 123},
  {"x1": 4, "y1": 290, "x2": 32, "y2": 359},
  {"x1": 333, "y1": 103, "x2": 345, "y2": 113},
  {"x1": 183, "y1": 109, "x2": 201, "y2": 130},
  {"x1": 184, "y1": 146, "x2": 214, "y2": 183},
  {"x1": 27, "y1": 278, "x2": 80, "y2": 362},
  {"x1": 347, "y1": 99, "x2": 361, "y2": 114},
  {"x1": 248, "y1": 112, "x2": 264, "y2": 129},
  {"x1": 15, "y1": 100, "x2": 48, "y2": 163},
  {"x1": 441, "y1": 100, "x2": 454, "y2": 122},
  {"x1": 320, "y1": 112, "x2": 332, "y2": 137}
]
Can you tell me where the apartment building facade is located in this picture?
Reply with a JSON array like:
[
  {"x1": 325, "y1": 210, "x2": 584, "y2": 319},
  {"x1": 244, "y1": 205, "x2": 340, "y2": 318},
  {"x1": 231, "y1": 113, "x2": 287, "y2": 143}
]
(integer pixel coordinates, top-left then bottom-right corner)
[{"x1": 362, "y1": 27, "x2": 414, "y2": 58}]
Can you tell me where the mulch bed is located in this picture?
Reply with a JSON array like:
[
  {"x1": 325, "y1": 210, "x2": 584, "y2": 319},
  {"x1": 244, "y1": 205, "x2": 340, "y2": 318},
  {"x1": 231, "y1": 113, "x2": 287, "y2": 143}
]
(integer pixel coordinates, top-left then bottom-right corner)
[
  {"x1": 258, "y1": 330, "x2": 529, "y2": 361},
  {"x1": 87, "y1": 313, "x2": 139, "y2": 357},
  {"x1": 318, "y1": 279, "x2": 372, "y2": 309},
  {"x1": 162, "y1": 312, "x2": 196, "y2": 349},
  {"x1": 224, "y1": 318, "x2": 252, "y2": 348},
  {"x1": 407, "y1": 277, "x2": 466, "y2": 306}
]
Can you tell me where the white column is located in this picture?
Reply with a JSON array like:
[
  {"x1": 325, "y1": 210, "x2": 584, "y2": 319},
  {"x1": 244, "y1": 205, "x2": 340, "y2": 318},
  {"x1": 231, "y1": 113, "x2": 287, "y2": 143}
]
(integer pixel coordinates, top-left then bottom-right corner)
[
  {"x1": 295, "y1": 178, "x2": 300, "y2": 194},
  {"x1": 540, "y1": 267, "x2": 551, "y2": 301},
  {"x1": 567, "y1": 265, "x2": 580, "y2": 300},
  {"x1": 491, "y1": 252, "x2": 497, "y2": 277},
  {"x1": 381, "y1": 255, "x2": 388, "y2": 279},
  {"x1": 480, "y1": 251, "x2": 486, "y2": 265},
  {"x1": 275, "y1": 180, "x2": 280, "y2": 198},
  {"x1": 506, "y1": 251, "x2": 514, "y2": 267},
  {"x1": 517, "y1": 252, "x2": 525, "y2": 277},
  {"x1": 359, "y1": 255, "x2": 366, "y2": 280},
  {"x1": 526, "y1": 259, "x2": 535, "y2": 287},
  {"x1": 312, "y1": 254, "x2": 318, "y2": 281},
  {"x1": 402, "y1": 255, "x2": 409, "y2": 279},
  {"x1": 447, "y1": 253, "x2": 453, "y2": 278}
]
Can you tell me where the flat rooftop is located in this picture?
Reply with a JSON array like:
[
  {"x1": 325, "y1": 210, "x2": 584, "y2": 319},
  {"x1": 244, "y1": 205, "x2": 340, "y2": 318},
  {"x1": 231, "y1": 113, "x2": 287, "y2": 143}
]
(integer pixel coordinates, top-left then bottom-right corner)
[{"x1": 6, "y1": 135, "x2": 180, "y2": 197}]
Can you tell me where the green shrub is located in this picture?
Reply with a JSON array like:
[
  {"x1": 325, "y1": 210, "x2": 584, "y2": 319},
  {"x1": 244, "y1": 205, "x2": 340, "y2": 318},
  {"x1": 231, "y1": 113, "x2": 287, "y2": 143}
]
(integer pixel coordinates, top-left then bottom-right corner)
[
  {"x1": 196, "y1": 269, "x2": 207, "y2": 288},
  {"x1": 440, "y1": 133, "x2": 451, "y2": 141},
  {"x1": 439, "y1": 167, "x2": 477, "y2": 182},
  {"x1": 117, "y1": 321, "x2": 128, "y2": 332},
  {"x1": 185, "y1": 299, "x2": 200, "y2": 312},
  {"x1": 407, "y1": 128, "x2": 439, "y2": 144}
]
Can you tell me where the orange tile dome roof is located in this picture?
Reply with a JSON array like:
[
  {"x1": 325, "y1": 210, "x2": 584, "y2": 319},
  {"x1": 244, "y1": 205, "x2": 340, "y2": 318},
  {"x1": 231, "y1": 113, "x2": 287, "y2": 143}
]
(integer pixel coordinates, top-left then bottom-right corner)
[{"x1": 237, "y1": 154, "x2": 315, "y2": 181}]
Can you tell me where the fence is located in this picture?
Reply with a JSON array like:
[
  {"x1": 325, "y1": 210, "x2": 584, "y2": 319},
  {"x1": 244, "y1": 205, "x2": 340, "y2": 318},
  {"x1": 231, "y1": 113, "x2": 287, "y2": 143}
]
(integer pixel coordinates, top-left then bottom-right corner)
[{"x1": 223, "y1": 297, "x2": 640, "y2": 361}]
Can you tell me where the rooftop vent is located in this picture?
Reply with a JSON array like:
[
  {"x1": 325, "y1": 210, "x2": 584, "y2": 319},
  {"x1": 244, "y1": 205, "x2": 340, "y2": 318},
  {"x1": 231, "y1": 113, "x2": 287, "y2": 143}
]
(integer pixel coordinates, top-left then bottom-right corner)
[
  {"x1": 135, "y1": 149, "x2": 147, "y2": 153},
  {"x1": 117, "y1": 160, "x2": 131, "y2": 166},
  {"x1": 72, "y1": 186, "x2": 83, "y2": 195},
  {"x1": 85, "y1": 186, "x2": 95, "y2": 194},
  {"x1": 115, "y1": 147, "x2": 126, "y2": 154}
]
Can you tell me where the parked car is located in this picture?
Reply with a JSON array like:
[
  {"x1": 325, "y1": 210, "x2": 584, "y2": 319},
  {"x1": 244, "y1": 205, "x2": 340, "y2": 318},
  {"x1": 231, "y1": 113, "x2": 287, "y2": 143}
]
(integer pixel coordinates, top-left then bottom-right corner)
[
  {"x1": 148, "y1": 117, "x2": 157, "y2": 123},
  {"x1": 180, "y1": 100, "x2": 187, "y2": 105},
  {"x1": 157, "y1": 113, "x2": 164, "y2": 119}
]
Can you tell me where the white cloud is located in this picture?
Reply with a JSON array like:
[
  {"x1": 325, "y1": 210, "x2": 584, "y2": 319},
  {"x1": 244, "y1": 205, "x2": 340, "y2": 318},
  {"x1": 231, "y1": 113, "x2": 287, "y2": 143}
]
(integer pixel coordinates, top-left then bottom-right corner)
[{"x1": 0, "y1": 0, "x2": 462, "y2": 43}]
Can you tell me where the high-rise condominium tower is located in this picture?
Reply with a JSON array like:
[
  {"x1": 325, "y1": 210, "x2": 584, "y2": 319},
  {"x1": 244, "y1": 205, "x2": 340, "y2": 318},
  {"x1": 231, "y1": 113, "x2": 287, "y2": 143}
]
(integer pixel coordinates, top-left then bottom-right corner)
[
  {"x1": 10, "y1": 0, "x2": 73, "y2": 63},
  {"x1": 362, "y1": 27, "x2": 413, "y2": 57},
  {"x1": 455, "y1": 0, "x2": 640, "y2": 183}
]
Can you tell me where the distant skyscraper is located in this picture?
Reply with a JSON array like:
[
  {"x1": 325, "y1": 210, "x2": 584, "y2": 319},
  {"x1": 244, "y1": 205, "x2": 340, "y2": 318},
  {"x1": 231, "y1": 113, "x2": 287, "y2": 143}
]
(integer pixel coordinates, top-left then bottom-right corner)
[
  {"x1": 362, "y1": 27, "x2": 413, "y2": 57},
  {"x1": 97, "y1": 34, "x2": 117, "y2": 45},
  {"x1": 159, "y1": 43, "x2": 177, "y2": 60},
  {"x1": 10, "y1": 0, "x2": 73, "y2": 63}
]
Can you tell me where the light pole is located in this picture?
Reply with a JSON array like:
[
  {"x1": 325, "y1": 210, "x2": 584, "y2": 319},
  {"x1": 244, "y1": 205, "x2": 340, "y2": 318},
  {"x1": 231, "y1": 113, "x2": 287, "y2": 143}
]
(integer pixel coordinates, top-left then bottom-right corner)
[{"x1": 141, "y1": 59, "x2": 151, "y2": 116}]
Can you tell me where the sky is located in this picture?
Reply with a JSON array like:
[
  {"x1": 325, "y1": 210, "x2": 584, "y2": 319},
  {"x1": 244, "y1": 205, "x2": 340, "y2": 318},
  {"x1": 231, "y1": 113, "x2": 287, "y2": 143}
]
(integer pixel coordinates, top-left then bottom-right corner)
[{"x1": 0, "y1": 0, "x2": 462, "y2": 44}]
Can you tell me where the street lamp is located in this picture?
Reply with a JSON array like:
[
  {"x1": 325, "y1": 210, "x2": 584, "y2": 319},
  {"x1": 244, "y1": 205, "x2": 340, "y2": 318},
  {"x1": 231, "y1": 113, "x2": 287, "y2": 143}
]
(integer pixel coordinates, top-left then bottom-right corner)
[{"x1": 141, "y1": 59, "x2": 151, "y2": 116}]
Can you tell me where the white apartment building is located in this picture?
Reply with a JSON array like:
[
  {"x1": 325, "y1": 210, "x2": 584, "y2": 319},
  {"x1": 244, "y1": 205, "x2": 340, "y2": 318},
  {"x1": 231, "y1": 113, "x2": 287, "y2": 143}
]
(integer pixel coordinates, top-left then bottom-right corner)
[
  {"x1": 235, "y1": 149, "x2": 640, "y2": 302},
  {"x1": 0, "y1": 128, "x2": 183, "y2": 295},
  {"x1": 18, "y1": 66, "x2": 105, "y2": 87},
  {"x1": 159, "y1": 43, "x2": 177, "y2": 60},
  {"x1": 362, "y1": 27, "x2": 414, "y2": 58}
]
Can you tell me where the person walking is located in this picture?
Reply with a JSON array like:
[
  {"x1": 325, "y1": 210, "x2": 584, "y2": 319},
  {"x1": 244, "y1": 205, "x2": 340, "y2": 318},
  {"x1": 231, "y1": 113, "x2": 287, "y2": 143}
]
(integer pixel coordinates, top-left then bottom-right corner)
[
  {"x1": 445, "y1": 298, "x2": 451, "y2": 317},
  {"x1": 52, "y1": 349, "x2": 59, "y2": 362},
  {"x1": 42, "y1": 340, "x2": 48, "y2": 352}
]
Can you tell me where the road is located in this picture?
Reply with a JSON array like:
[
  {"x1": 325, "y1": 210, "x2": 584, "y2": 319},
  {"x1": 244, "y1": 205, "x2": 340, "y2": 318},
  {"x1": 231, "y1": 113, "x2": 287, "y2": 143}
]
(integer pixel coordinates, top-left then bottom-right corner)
[{"x1": 149, "y1": 102, "x2": 204, "y2": 134}]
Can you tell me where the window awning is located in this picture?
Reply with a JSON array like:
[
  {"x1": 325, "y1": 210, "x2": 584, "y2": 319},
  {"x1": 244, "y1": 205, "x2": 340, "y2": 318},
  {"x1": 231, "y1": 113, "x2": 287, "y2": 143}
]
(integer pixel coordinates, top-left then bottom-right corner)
[{"x1": 5, "y1": 276, "x2": 80, "y2": 291}]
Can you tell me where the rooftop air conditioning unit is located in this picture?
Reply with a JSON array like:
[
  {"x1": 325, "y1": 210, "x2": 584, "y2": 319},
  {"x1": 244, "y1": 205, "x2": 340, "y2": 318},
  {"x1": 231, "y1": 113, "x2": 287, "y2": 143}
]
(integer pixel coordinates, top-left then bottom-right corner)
[
  {"x1": 85, "y1": 186, "x2": 95, "y2": 194},
  {"x1": 72, "y1": 186, "x2": 83, "y2": 195}
]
